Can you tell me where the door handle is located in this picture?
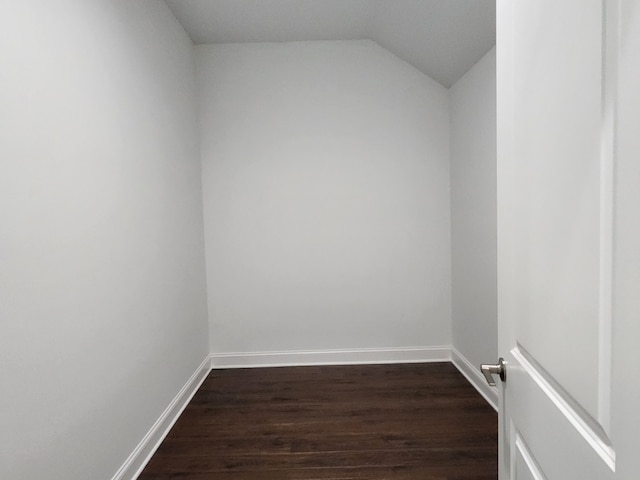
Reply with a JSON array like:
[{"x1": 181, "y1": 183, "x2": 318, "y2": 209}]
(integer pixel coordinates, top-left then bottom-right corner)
[{"x1": 481, "y1": 358, "x2": 506, "y2": 386}]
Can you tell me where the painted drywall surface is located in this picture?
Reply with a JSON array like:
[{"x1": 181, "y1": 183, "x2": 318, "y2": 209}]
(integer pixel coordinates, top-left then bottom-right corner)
[
  {"x1": 0, "y1": 1, "x2": 208, "y2": 479},
  {"x1": 449, "y1": 47, "x2": 497, "y2": 369},
  {"x1": 197, "y1": 41, "x2": 452, "y2": 354}
]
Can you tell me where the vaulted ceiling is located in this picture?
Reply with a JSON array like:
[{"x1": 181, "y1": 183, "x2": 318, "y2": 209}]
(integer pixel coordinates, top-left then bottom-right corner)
[{"x1": 164, "y1": 0, "x2": 496, "y2": 88}]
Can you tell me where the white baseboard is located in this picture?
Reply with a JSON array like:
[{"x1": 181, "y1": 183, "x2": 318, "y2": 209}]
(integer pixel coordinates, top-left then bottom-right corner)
[
  {"x1": 210, "y1": 346, "x2": 452, "y2": 369},
  {"x1": 451, "y1": 346, "x2": 498, "y2": 411},
  {"x1": 110, "y1": 355, "x2": 211, "y2": 480}
]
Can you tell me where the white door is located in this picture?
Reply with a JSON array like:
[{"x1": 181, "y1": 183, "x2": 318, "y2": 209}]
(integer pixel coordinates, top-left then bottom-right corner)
[{"x1": 495, "y1": 0, "x2": 640, "y2": 479}]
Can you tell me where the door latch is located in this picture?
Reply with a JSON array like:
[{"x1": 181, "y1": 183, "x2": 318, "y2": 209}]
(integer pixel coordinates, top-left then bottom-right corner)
[{"x1": 481, "y1": 358, "x2": 506, "y2": 386}]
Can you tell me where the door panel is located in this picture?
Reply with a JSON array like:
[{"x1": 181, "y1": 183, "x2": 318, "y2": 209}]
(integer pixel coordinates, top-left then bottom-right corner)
[
  {"x1": 510, "y1": 0, "x2": 603, "y2": 418},
  {"x1": 514, "y1": 437, "x2": 544, "y2": 480},
  {"x1": 508, "y1": 347, "x2": 613, "y2": 478},
  {"x1": 497, "y1": 0, "x2": 618, "y2": 478}
]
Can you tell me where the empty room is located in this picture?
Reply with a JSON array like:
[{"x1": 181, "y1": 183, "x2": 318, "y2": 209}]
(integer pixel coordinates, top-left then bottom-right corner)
[{"x1": 2, "y1": 1, "x2": 640, "y2": 479}]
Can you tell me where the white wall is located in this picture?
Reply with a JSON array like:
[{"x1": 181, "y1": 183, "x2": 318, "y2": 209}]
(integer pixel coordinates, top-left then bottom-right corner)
[
  {"x1": 0, "y1": 2, "x2": 208, "y2": 479},
  {"x1": 449, "y1": 48, "x2": 497, "y2": 370},
  {"x1": 196, "y1": 40, "x2": 451, "y2": 355}
]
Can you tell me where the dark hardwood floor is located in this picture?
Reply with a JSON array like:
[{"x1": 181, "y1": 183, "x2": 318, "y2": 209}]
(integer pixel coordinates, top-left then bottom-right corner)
[{"x1": 139, "y1": 362, "x2": 497, "y2": 479}]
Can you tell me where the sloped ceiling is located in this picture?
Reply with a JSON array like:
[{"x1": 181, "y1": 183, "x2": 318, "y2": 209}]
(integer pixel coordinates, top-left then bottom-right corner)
[{"x1": 164, "y1": 0, "x2": 496, "y2": 88}]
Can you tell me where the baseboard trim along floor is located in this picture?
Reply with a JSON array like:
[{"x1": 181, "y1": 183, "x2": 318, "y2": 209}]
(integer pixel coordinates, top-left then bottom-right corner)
[
  {"x1": 451, "y1": 346, "x2": 498, "y2": 411},
  {"x1": 210, "y1": 346, "x2": 452, "y2": 369},
  {"x1": 110, "y1": 356, "x2": 211, "y2": 480}
]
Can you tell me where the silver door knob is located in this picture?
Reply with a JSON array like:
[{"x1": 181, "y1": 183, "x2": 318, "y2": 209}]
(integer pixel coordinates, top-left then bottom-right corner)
[{"x1": 481, "y1": 358, "x2": 506, "y2": 386}]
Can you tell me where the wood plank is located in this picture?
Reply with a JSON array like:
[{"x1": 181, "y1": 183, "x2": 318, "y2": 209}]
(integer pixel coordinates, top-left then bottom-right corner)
[{"x1": 139, "y1": 362, "x2": 497, "y2": 479}]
